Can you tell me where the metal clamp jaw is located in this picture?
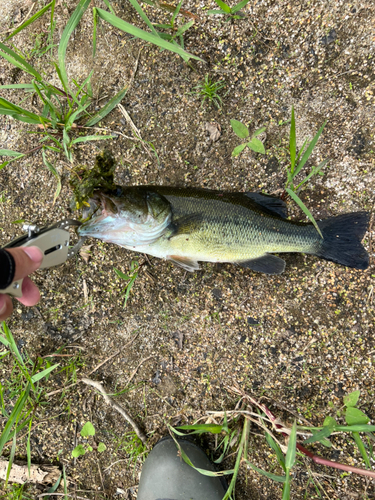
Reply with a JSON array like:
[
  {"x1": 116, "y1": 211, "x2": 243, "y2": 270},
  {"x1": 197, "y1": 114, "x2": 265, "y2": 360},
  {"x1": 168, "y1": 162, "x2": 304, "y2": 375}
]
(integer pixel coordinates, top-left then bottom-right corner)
[{"x1": 1, "y1": 219, "x2": 81, "y2": 298}]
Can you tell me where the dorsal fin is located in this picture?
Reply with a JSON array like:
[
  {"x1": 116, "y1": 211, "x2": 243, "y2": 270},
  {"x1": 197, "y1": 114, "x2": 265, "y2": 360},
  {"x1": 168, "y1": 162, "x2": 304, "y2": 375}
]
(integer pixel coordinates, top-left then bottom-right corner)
[{"x1": 244, "y1": 192, "x2": 287, "y2": 219}]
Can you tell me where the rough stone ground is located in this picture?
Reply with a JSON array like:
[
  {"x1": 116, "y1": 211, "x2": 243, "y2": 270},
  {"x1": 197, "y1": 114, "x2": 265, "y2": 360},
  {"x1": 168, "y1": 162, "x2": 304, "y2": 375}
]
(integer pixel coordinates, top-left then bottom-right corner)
[{"x1": 0, "y1": 0, "x2": 374, "y2": 498}]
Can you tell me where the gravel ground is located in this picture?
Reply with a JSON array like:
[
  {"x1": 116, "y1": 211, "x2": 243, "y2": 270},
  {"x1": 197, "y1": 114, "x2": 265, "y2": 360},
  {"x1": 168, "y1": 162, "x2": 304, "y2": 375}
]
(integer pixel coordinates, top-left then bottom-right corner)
[{"x1": 0, "y1": 0, "x2": 374, "y2": 498}]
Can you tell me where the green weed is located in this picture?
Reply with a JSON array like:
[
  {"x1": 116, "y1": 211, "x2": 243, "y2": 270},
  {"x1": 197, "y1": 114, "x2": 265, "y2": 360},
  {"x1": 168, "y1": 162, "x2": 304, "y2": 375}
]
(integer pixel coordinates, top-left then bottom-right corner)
[
  {"x1": 114, "y1": 259, "x2": 140, "y2": 308},
  {"x1": 169, "y1": 390, "x2": 375, "y2": 500},
  {"x1": 207, "y1": 0, "x2": 250, "y2": 20},
  {"x1": 191, "y1": 74, "x2": 226, "y2": 108},
  {"x1": 285, "y1": 106, "x2": 328, "y2": 237},
  {"x1": 71, "y1": 421, "x2": 106, "y2": 457},
  {"x1": 0, "y1": 322, "x2": 59, "y2": 486},
  {"x1": 112, "y1": 430, "x2": 148, "y2": 477},
  {"x1": 230, "y1": 119, "x2": 266, "y2": 156}
]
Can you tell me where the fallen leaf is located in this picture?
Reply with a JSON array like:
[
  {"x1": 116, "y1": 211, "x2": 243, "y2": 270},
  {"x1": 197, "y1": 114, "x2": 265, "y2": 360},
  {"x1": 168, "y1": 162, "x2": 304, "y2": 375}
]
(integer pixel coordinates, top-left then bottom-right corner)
[
  {"x1": 80, "y1": 245, "x2": 93, "y2": 263},
  {"x1": 205, "y1": 122, "x2": 221, "y2": 142}
]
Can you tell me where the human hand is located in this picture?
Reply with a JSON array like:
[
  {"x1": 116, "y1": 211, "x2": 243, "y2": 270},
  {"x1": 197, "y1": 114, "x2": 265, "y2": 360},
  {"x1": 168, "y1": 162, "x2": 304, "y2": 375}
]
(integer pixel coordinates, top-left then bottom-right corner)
[{"x1": 0, "y1": 247, "x2": 43, "y2": 322}]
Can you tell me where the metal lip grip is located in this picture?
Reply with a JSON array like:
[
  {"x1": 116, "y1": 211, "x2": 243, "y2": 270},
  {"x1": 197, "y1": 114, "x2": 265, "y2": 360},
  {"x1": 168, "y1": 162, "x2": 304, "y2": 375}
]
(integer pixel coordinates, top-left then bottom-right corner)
[{"x1": 1, "y1": 226, "x2": 71, "y2": 298}]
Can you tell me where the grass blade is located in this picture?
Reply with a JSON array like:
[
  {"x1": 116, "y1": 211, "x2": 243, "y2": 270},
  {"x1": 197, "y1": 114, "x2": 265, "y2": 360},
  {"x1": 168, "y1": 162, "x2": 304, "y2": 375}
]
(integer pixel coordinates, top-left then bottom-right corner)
[
  {"x1": 289, "y1": 106, "x2": 296, "y2": 173},
  {"x1": 27, "y1": 419, "x2": 32, "y2": 478},
  {"x1": 0, "y1": 149, "x2": 24, "y2": 157},
  {"x1": 294, "y1": 120, "x2": 327, "y2": 177},
  {"x1": 265, "y1": 432, "x2": 286, "y2": 472},
  {"x1": 102, "y1": 0, "x2": 116, "y2": 15},
  {"x1": 93, "y1": 7, "x2": 98, "y2": 57},
  {"x1": 42, "y1": 150, "x2": 61, "y2": 204},
  {"x1": 6, "y1": 0, "x2": 55, "y2": 41},
  {"x1": 214, "y1": 0, "x2": 231, "y2": 13},
  {"x1": 0, "y1": 97, "x2": 45, "y2": 123},
  {"x1": 96, "y1": 8, "x2": 203, "y2": 62},
  {"x1": 84, "y1": 85, "x2": 128, "y2": 126},
  {"x1": 285, "y1": 421, "x2": 297, "y2": 470},
  {"x1": 285, "y1": 188, "x2": 323, "y2": 239},
  {"x1": 0, "y1": 84, "x2": 34, "y2": 90},
  {"x1": 246, "y1": 461, "x2": 286, "y2": 482},
  {"x1": 58, "y1": 0, "x2": 91, "y2": 92},
  {"x1": 31, "y1": 363, "x2": 59, "y2": 383},
  {"x1": 352, "y1": 432, "x2": 371, "y2": 469},
  {"x1": 0, "y1": 42, "x2": 42, "y2": 81},
  {"x1": 5, "y1": 432, "x2": 17, "y2": 487},
  {"x1": 304, "y1": 425, "x2": 334, "y2": 445},
  {"x1": 232, "y1": 0, "x2": 250, "y2": 13},
  {"x1": 127, "y1": 0, "x2": 160, "y2": 36},
  {"x1": 71, "y1": 134, "x2": 114, "y2": 145},
  {"x1": 0, "y1": 384, "x2": 31, "y2": 455}
]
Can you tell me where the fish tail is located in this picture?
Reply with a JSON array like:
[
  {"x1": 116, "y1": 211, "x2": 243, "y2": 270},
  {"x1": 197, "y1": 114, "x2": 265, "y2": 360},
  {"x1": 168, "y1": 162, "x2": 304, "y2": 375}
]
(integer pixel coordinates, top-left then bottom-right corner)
[{"x1": 315, "y1": 212, "x2": 370, "y2": 270}]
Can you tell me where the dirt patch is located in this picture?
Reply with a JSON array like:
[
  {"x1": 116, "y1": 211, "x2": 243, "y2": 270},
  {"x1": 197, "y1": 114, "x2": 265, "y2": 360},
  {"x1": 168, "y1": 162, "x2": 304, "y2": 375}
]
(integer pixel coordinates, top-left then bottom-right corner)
[{"x1": 0, "y1": 0, "x2": 374, "y2": 499}]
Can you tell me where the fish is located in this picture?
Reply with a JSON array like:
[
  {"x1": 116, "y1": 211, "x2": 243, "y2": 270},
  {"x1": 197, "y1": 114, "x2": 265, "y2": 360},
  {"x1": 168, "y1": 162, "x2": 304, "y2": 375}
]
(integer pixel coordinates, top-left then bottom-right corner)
[{"x1": 77, "y1": 185, "x2": 370, "y2": 274}]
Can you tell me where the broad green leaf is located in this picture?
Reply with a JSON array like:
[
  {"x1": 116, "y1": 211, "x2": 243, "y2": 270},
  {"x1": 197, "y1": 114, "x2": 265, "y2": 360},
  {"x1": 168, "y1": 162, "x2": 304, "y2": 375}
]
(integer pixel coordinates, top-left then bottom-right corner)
[
  {"x1": 97, "y1": 442, "x2": 107, "y2": 452},
  {"x1": 323, "y1": 416, "x2": 337, "y2": 427},
  {"x1": 285, "y1": 188, "x2": 323, "y2": 239},
  {"x1": 232, "y1": 143, "x2": 246, "y2": 157},
  {"x1": 214, "y1": 0, "x2": 231, "y2": 13},
  {"x1": 285, "y1": 421, "x2": 296, "y2": 470},
  {"x1": 230, "y1": 119, "x2": 249, "y2": 138},
  {"x1": 6, "y1": 0, "x2": 55, "y2": 41},
  {"x1": 0, "y1": 42, "x2": 42, "y2": 81},
  {"x1": 232, "y1": 0, "x2": 251, "y2": 13},
  {"x1": 31, "y1": 363, "x2": 59, "y2": 383},
  {"x1": 247, "y1": 461, "x2": 286, "y2": 482},
  {"x1": 71, "y1": 444, "x2": 86, "y2": 457},
  {"x1": 345, "y1": 407, "x2": 370, "y2": 426},
  {"x1": 247, "y1": 137, "x2": 265, "y2": 154},
  {"x1": 85, "y1": 85, "x2": 128, "y2": 126},
  {"x1": 81, "y1": 421, "x2": 95, "y2": 436},
  {"x1": 58, "y1": 0, "x2": 91, "y2": 92},
  {"x1": 289, "y1": 106, "x2": 296, "y2": 172},
  {"x1": 265, "y1": 432, "x2": 286, "y2": 472},
  {"x1": 344, "y1": 390, "x2": 361, "y2": 408},
  {"x1": 293, "y1": 120, "x2": 327, "y2": 178},
  {"x1": 96, "y1": 9, "x2": 202, "y2": 62},
  {"x1": 71, "y1": 134, "x2": 114, "y2": 145}
]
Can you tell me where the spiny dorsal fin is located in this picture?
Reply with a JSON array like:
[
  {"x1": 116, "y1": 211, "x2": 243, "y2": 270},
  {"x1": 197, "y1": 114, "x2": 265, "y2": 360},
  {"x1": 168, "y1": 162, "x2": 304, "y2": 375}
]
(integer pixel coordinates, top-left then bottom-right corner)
[{"x1": 244, "y1": 192, "x2": 287, "y2": 219}]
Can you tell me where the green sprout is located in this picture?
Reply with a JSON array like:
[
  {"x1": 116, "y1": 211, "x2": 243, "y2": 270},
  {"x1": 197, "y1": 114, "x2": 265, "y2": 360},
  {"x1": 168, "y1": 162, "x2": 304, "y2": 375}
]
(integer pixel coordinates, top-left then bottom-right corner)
[
  {"x1": 230, "y1": 119, "x2": 266, "y2": 156},
  {"x1": 207, "y1": 0, "x2": 251, "y2": 20},
  {"x1": 285, "y1": 106, "x2": 328, "y2": 237},
  {"x1": 71, "y1": 422, "x2": 106, "y2": 458},
  {"x1": 191, "y1": 74, "x2": 226, "y2": 108}
]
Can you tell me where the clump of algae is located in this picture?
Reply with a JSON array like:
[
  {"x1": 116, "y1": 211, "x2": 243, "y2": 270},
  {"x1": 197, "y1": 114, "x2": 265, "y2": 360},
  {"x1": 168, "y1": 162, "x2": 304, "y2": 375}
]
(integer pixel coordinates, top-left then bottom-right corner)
[{"x1": 69, "y1": 150, "x2": 117, "y2": 210}]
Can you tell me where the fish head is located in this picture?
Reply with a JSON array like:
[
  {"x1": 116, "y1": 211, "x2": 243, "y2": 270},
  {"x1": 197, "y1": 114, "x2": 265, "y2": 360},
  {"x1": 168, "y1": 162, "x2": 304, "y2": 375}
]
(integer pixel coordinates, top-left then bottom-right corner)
[{"x1": 78, "y1": 187, "x2": 171, "y2": 247}]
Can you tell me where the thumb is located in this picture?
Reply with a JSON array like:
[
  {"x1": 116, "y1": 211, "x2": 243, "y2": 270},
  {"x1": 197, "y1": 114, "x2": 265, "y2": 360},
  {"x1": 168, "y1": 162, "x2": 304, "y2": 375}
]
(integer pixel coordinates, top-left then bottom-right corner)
[{"x1": 6, "y1": 247, "x2": 44, "y2": 281}]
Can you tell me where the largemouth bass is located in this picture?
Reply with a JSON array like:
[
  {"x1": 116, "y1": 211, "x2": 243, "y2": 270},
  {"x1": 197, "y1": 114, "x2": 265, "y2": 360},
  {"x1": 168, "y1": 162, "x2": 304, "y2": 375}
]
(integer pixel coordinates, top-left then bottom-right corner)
[{"x1": 77, "y1": 186, "x2": 370, "y2": 274}]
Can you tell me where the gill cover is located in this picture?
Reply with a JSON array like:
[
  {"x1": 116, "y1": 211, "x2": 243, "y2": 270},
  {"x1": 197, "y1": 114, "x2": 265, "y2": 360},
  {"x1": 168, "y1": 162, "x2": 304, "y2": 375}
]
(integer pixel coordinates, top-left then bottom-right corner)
[{"x1": 78, "y1": 187, "x2": 172, "y2": 247}]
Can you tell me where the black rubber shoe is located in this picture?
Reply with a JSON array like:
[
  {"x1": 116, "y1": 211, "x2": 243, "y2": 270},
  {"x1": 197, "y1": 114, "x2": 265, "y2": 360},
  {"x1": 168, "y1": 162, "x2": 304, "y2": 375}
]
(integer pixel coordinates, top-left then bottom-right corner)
[{"x1": 137, "y1": 436, "x2": 227, "y2": 500}]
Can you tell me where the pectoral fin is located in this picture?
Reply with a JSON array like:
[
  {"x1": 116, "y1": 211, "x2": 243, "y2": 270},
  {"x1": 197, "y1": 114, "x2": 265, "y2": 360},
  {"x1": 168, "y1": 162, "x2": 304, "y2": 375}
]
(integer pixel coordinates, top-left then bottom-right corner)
[
  {"x1": 239, "y1": 254, "x2": 286, "y2": 274},
  {"x1": 167, "y1": 255, "x2": 200, "y2": 272},
  {"x1": 169, "y1": 213, "x2": 204, "y2": 237}
]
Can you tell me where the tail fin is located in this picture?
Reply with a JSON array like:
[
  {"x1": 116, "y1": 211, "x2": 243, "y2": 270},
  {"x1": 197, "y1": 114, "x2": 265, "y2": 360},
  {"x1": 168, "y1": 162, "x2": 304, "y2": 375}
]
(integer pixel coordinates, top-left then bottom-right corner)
[{"x1": 316, "y1": 212, "x2": 370, "y2": 270}]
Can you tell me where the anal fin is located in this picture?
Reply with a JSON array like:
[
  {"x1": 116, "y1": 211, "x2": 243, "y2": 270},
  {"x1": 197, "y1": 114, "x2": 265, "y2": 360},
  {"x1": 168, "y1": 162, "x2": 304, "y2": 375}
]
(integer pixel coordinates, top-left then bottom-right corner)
[
  {"x1": 167, "y1": 255, "x2": 200, "y2": 272},
  {"x1": 239, "y1": 254, "x2": 286, "y2": 275}
]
